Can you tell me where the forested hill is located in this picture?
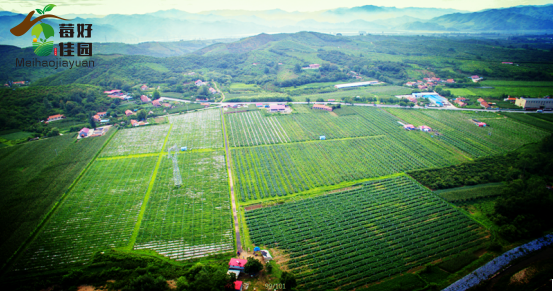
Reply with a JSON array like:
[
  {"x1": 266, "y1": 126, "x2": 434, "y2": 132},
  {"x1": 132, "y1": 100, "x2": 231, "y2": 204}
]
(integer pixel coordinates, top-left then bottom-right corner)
[{"x1": 428, "y1": 5, "x2": 553, "y2": 31}]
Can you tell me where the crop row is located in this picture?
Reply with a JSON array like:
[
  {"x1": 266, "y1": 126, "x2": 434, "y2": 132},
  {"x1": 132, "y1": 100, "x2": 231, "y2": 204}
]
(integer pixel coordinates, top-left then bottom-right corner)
[
  {"x1": 232, "y1": 135, "x2": 454, "y2": 201},
  {"x1": 100, "y1": 125, "x2": 171, "y2": 157},
  {"x1": 134, "y1": 150, "x2": 234, "y2": 260},
  {"x1": 13, "y1": 156, "x2": 158, "y2": 272},
  {"x1": 245, "y1": 176, "x2": 485, "y2": 290},
  {"x1": 167, "y1": 109, "x2": 223, "y2": 150}
]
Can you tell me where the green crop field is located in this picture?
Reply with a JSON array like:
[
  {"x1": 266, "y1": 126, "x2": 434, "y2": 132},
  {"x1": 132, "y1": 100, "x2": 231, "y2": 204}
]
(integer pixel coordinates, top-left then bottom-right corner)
[
  {"x1": 290, "y1": 85, "x2": 413, "y2": 102},
  {"x1": 435, "y1": 183, "x2": 505, "y2": 202},
  {"x1": 385, "y1": 109, "x2": 549, "y2": 158},
  {"x1": 134, "y1": 150, "x2": 233, "y2": 260},
  {"x1": 0, "y1": 131, "x2": 34, "y2": 140},
  {"x1": 499, "y1": 112, "x2": 553, "y2": 133},
  {"x1": 0, "y1": 131, "x2": 114, "y2": 266},
  {"x1": 13, "y1": 156, "x2": 158, "y2": 272},
  {"x1": 100, "y1": 124, "x2": 171, "y2": 157},
  {"x1": 167, "y1": 109, "x2": 223, "y2": 149},
  {"x1": 232, "y1": 135, "x2": 457, "y2": 201},
  {"x1": 245, "y1": 176, "x2": 486, "y2": 291}
]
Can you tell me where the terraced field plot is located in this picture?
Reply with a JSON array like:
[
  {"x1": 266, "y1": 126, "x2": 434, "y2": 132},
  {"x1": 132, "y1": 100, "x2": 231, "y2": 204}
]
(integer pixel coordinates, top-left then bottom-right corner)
[
  {"x1": 232, "y1": 135, "x2": 457, "y2": 201},
  {"x1": 385, "y1": 109, "x2": 549, "y2": 158},
  {"x1": 135, "y1": 150, "x2": 233, "y2": 260},
  {"x1": 167, "y1": 109, "x2": 223, "y2": 149},
  {"x1": 100, "y1": 124, "x2": 171, "y2": 157},
  {"x1": 13, "y1": 156, "x2": 157, "y2": 272},
  {"x1": 246, "y1": 176, "x2": 486, "y2": 291}
]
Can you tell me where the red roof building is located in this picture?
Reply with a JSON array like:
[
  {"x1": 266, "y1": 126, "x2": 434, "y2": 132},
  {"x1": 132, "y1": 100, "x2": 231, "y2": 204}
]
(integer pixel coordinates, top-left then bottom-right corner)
[
  {"x1": 103, "y1": 89, "x2": 121, "y2": 94},
  {"x1": 131, "y1": 119, "x2": 138, "y2": 126},
  {"x1": 456, "y1": 97, "x2": 467, "y2": 101},
  {"x1": 403, "y1": 124, "x2": 415, "y2": 130},
  {"x1": 229, "y1": 258, "x2": 247, "y2": 270},
  {"x1": 419, "y1": 125, "x2": 432, "y2": 132},
  {"x1": 79, "y1": 128, "x2": 90, "y2": 138},
  {"x1": 140, "y1": 85, "x2": 148, "y2": 90},
  {"x1": 140, "y1": 95, "x2": 151, "y2": 103},
  {"x1": 477, "y1": 98, "x2": 485, "y2": 103},
  {"x1": 269, "y1": 104, "x2": 286, "y2": 112},
  {"x1": 480, "y1": 101, "x2": 490, "y2": 108},
  {"x1": 97, "y1": 112, "x2": 107, "y2": 117},
  {"x1": 93, "y1": 114, "x2": 101, "y2": 122},
  {"x1": 125, "y1": 110, "x2": 133, "y2": 116},
  {"x1": 312, "y1": 104, "x2": 333, "y2": 111},
  {"x1": 13, "y1": 81, "x2": 25, "y2": 85},
  {"x1": 163, "y1": 103, "x2": 171, "y2": 107},
  {"x1": 446, "y1": 79, "x2": 455, "y2": 83},
  {"x1": 454, "y1": 99, "x2": 466, "y2": 107},
  {"x1": 234, "y1": 281, "x2": 243, "y2": 291},
  {"x1": 309, "y1": 64, "x2": 320, "y2": 69},
  {"x1": 152, "y1": 100, "x2": 161, "y2": 107},
  {"x1": 47, "y1": 114, "x2": 65, "y2": 122}
]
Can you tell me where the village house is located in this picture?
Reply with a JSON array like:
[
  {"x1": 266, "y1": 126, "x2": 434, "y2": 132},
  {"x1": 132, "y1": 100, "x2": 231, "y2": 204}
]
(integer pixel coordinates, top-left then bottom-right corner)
[
  {"x1": 403, "y1": 124, "x2": 415, "y2": 130},
  {"x1": 125, "y1": 110, "x2": 133, "y2": 116},
  {"x1": 163, "y1": 103, "x2": 171, "y2": 108},
  {"x1": 228, "y1": 258, "x2": 247, "y2": 272},
  {"x1": 97, "y1": 112, "x2": 107, "y2": 117},
  {"x1": 201, "y1": 103, "x2": 210, "y2": 108},
  {"x1": 140, "y1": 95, "x2": 151, "y2": 103},
  {"x1": 454, "y1": 99, "x2": 466, "y2": 107},
  {"x1": 152, "y1": 100, "x2": 161, "y2": 107},
  {"x1": 79, "y1": 128, "x2": 89, "y2": 138},
  {"x1": 140, "y1": 84, "x2": 148, "y2": 90},
  {"x1": 312, "y1": 104, "x2": 333, "y2": 111},
  {"x1": 130, "y1": 120, "x2": 139, "y2": 127},
  {"x1": 419, "y1": 125, "x2": 432, "y2": 132},
  {"x1": 93, "y1": 114, "x2": 101, "y2": 122},
  {"x1": 195, "y1": 80, "x2": 205, "y2": 86},
  {"x1": 446, "y1": 79, "x2": 455, "y2": 83},
  {"x1": 269, "y1": 104, "x2": 286, "y2": 112},
  {"x1": 209, "y1": 87, "x2": 217, "y2": 94},
  {"x1": 47, "y1": 114, "x2": 65, "y2": 122}
]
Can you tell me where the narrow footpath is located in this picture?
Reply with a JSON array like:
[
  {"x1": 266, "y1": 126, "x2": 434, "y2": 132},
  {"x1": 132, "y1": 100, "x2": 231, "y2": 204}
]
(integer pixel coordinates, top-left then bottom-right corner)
[{"x1": 221, "y1": 107, "x2": 241, "y2": 253}]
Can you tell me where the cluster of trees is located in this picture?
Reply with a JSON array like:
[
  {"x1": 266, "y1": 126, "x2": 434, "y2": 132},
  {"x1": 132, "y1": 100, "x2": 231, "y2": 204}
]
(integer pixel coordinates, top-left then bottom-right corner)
[
  {"x1": 411, "y1": 134, "x2": 553, "y2": 241},
  {"x1": 0, "y1": 85, "x2": 112, "y2": 132}
]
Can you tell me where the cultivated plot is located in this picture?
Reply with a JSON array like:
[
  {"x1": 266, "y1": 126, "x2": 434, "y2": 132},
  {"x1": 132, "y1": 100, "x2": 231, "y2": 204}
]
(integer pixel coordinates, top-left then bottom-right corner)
[
  {"x1": 134, "y1": 150, "x2": 233, "y2": 260},
  {"x1": 13, "y1": 156, "x2": 157, "y2": 272},
  {"x1": 100, "y1": 124, "x2": 170, "y2": 157},
  {"x1": 232, "y1": 135, "x2": 456, "y2": 201},
  {"x1": 167, "y1": 109, "x2": 223, "y2": 149},
  {"x1": 385, "y1": 109, "x2": 549, "y2": 158},
  {"x1": 246, "y1": 176, "x2": 485, "y2": 291},
  {"x1": 225, "y1": 106, "x2": 402, "y2": 147}
]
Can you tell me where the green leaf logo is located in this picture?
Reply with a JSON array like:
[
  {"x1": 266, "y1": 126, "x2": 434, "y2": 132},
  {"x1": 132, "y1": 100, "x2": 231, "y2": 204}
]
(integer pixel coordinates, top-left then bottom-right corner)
[
  {"x1": 36, "y1": 9, "x2": 44, "y2": 15},
  {"x1": 43, "y1": 4, "x2": 56, "y2": 13}
]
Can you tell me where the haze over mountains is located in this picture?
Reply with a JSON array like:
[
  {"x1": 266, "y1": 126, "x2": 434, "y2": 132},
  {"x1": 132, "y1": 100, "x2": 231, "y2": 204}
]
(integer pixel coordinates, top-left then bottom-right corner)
[{"x1": 1, "y1": 4, "x2": 553, "y2": 48}]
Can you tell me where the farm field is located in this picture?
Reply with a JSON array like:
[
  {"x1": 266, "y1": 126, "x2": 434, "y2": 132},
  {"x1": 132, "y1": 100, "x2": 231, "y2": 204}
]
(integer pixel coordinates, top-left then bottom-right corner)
[
  {"x1": 13, "y1": 156, "x2": 157, "y2": 272},
  {"x1": 245, "y1": 176, "x2": 486, "y2": 291},
  {"x1": 0, "y1": 131, "x2": 115, "y2": 266},
  {"x1": 99, "y1": 124, "x2": 170, "y2": 157},
  {"x1": 166, "y1": 109, "x2": 223, "y2": 149},
  {"x1": 499, "y1": 112, "x2": 553, "y2": 133},
  {"x1": 232, "y1": 135, "x2": 457, "y2": 201},
  {"x1": 435, "y1": 183, "x2": 505, "y2": 202},
  {"x1": 226, "y1": 105, "x2": 439, "y2": 147},
  {"x1": 134, "y1": 150, "x2": 233, "y2": 260},
  {"x1": 385, "y1": 109, "x2": 549, "y2": 158}
]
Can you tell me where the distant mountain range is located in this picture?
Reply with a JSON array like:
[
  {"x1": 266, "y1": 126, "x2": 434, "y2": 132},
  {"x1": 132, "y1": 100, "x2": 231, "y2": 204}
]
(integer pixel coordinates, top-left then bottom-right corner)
[{"x1": 1, "y1": 4, "x2": 553, "y2": 48}]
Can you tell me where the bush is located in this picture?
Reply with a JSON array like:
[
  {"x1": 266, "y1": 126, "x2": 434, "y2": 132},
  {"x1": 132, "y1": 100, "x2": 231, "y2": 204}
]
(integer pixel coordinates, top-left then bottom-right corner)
[{"x1": 122, "y1": 273, "x2": 168, "y2": 291}]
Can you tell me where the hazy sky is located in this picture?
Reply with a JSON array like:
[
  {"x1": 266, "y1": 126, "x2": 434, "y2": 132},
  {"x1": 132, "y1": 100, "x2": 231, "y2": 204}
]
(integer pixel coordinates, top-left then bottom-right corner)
[{"x1": 2, "y1": 0, "x2": 553, "y2": 15}]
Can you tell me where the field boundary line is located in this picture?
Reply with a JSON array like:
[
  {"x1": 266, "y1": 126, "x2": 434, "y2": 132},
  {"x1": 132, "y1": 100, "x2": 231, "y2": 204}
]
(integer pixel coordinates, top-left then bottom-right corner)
[
  {"x1": 222, "y1": 107, "x2": 241, "y2": 253},
  {"x1": 126, "y1": 123, "x2": 173, "y2": 250},
  {"x1": 0, "y1": 128, "x2": 117, "y2": 276},
  {"x1": 238, "y1": 172, "x2": 407, "y2": 206},
  {"x1": 97, "y1": 152, "x2": 160, "y2": 160}
]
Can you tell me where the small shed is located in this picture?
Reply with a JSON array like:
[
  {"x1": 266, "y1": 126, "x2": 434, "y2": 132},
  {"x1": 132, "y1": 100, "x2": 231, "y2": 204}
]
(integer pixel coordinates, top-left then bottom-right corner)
[
  {"x1": 181, "y1": 147, "x2": 187, "y2": 151},
  {"x1": 478, "y1": 122, "x2": 487, "y2": 127},
  {"x1": 256, "y1": 103, "x2": 263, "y2": 107},
  {"x1": 403, "y1": 124, "x2": 415, "y2": 130},
  {"x1": 320, "y1": 136, "x2": 326, "y2": 140},
  {"x1": 79, "y1": 128, "x2": 90, "y2": 138},
  {"x1": 261, "y1": 250, "x2": 273, "y2": 261},
  {"x1": 419, "y1": 125, "x2": 432, "y2": 132},
  {"x1": 234, "y1": 281, "x2": 243, "y2": 291}
]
